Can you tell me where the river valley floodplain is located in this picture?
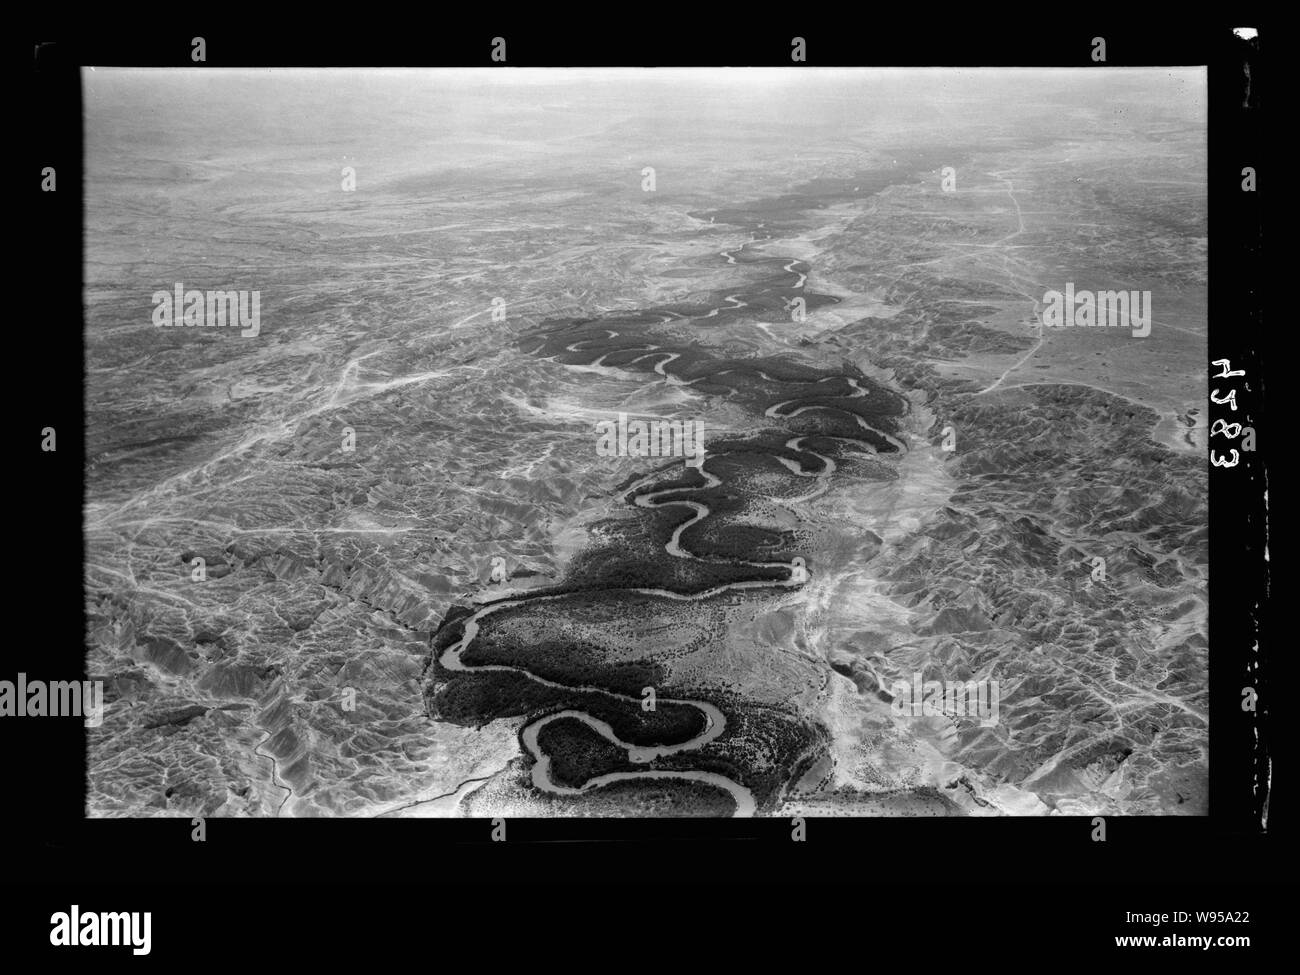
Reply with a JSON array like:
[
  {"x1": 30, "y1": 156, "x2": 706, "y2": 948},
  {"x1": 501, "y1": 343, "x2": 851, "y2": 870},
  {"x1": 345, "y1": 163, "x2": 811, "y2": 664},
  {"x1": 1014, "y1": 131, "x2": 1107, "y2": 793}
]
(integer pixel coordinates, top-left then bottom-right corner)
[{"x1": 84, "y1": 67, "x2": 1207, "y2": 818}]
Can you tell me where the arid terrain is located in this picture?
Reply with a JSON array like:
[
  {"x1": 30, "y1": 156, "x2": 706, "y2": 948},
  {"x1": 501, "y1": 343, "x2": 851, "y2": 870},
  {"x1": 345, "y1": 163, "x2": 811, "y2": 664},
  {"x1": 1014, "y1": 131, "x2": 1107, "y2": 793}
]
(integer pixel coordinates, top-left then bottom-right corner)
[{"x1": 84, "y1": 67, "x2": 1207, "y2": 818}]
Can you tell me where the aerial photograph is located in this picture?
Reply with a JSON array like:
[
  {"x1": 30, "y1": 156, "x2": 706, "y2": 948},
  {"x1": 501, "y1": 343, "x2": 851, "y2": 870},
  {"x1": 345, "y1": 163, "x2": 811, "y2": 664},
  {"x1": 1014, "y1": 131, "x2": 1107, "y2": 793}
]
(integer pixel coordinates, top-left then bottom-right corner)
[{"x1": 83, "y1": 66, "x2": 1208, "y2": 819}]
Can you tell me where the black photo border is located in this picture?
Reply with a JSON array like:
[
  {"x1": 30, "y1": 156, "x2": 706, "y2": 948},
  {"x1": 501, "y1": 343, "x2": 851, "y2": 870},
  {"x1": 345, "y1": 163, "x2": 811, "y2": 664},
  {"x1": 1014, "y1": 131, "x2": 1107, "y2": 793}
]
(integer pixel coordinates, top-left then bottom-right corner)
[{"x1": 9, "y1": 16, "x2": 1276, "y2": 902}]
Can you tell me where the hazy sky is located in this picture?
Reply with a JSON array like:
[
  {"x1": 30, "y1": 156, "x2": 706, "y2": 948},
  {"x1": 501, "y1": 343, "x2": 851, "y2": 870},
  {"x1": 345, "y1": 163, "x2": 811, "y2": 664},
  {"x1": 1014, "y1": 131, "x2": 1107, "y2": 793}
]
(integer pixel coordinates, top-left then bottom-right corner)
[{"x1": 84, "y1": 67, "x2": 1206, "y2": 191}]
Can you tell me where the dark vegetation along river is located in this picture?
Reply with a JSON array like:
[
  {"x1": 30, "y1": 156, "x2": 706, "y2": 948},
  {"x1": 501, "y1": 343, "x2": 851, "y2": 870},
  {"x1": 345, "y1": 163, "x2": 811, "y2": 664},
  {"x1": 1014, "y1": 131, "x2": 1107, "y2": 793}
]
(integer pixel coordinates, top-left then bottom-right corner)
[{"x1": 423, "y1": 170, "x2": 920, "y2": 816}]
